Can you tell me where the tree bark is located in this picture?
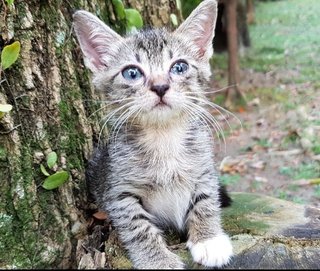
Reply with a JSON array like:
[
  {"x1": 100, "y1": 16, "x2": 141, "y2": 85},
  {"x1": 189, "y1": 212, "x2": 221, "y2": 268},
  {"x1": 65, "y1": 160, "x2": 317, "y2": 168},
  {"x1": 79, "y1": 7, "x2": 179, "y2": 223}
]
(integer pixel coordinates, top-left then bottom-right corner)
[
  {"x1": 246, "y1": 0, "x2": 255, "y2": 24},
  {"x1": 224, "y1": 0, "x2": 246, "y2": 108},
  {"x1": 0, "y1": 0, "x2": 180, "y2": 268},
  {"x1": 124, "y1": 0, "x2": 183, "y2": 29}
]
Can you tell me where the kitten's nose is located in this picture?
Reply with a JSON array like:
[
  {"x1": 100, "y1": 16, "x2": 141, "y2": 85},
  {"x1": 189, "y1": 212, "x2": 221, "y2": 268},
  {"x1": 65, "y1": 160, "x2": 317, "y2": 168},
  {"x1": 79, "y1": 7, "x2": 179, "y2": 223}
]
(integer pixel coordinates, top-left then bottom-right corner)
[{"x1": 150, "y1": 84, "x2": 169, "y2": 98}]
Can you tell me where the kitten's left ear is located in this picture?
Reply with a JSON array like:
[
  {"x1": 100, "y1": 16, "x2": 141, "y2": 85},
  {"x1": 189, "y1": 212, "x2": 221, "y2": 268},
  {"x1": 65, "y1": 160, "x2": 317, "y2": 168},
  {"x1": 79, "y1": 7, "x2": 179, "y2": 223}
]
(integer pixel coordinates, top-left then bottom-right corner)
[{"x1": 174, "y1": 0, "x2": 217, "y2": 60}]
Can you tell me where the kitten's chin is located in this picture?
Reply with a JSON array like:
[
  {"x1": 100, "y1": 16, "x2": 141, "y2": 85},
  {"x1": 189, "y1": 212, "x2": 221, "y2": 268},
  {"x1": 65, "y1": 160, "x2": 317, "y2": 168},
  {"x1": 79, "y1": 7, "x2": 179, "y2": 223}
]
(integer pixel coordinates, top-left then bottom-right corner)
[{"x1": 140, "y1": 105, "x2": 185, "y2": 128}]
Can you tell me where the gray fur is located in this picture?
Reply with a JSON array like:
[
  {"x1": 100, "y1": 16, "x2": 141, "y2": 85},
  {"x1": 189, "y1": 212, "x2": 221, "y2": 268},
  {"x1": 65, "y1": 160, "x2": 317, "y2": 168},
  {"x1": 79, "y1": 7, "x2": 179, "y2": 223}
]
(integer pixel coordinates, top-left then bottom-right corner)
[{"x1": 73, "y1": 0, "x2": 233, "y2": 268}]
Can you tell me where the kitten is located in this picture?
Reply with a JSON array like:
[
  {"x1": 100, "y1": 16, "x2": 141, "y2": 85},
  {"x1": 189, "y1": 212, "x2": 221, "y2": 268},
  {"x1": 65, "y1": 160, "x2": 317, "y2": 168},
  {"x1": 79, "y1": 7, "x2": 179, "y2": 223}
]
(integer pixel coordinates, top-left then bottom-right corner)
[{"x1": 73, "y1": 0, "x2": 233, "y2": 268}]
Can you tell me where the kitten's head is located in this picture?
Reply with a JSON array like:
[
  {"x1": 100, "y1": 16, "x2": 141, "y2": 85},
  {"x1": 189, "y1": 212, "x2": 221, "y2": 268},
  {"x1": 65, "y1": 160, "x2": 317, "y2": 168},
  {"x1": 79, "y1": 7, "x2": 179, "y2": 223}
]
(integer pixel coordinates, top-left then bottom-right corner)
[{"x1": 73, "y1": 0, "x2": 218, "y2": 128}]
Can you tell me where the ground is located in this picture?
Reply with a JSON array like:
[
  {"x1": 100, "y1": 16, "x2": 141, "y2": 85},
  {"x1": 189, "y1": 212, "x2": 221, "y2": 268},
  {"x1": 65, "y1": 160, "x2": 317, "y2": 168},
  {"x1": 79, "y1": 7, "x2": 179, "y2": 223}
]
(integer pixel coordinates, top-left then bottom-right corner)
[{"x1": 211, "y1": 0, "x2": 320, "y2": 208}]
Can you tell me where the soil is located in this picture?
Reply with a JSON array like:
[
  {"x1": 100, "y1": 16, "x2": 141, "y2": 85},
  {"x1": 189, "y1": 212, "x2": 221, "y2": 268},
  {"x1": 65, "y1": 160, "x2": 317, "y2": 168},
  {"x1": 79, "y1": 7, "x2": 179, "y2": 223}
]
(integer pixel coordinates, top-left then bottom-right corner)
[{"x1": 212, "y1": 68, "x2": 320, "y2": 209}]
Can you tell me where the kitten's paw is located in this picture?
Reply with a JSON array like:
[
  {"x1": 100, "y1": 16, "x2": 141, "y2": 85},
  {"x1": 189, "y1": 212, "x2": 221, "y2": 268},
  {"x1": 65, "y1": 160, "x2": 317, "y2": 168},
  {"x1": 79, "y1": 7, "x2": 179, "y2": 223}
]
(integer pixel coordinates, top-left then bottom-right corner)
[
  {"x1": 135, "y1": 251, "x2": 185, "y2": 269},
  {"x1": 187, "y1": 233, "x2": 233, "y2": 267},
  {"x1": 160, "y1": 253, "x2": 185, "y2": 269}
]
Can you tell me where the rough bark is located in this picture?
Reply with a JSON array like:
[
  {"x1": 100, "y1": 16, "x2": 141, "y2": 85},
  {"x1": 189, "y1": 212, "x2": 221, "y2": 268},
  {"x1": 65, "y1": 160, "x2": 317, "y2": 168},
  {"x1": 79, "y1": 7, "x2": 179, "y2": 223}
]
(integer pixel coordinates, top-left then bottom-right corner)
[
  {"x1": 124, "y1": 0, "x2": 183, "y2": 29},
  {"x1": 0, "y1": 0, "x2": 180, "y2": 268},
  {"x1": 224, "y1": 0, "x2": 246, "y2": 108},
  {"x1": 246, "y1": 0, "x2": 255, "y2": 24},
  {"x1": 79, "y1": 193, "x2": 320, "y2": 269}
]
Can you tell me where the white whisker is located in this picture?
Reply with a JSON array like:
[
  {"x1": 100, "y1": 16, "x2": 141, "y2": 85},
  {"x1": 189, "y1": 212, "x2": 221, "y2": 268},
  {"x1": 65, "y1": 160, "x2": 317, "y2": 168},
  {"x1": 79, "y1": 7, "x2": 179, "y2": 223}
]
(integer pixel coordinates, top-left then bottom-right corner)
[
  {"x1": 185, "y1": 100, "x2": 226, "y2": 152},
  {"x1": 89, "y1": 97, "x2": 135, "y2": 118}
]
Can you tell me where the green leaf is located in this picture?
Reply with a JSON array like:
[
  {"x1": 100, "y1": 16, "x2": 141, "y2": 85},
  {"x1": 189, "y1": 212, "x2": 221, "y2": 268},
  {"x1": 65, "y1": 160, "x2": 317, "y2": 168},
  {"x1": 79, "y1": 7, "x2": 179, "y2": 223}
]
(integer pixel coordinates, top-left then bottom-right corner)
[
  {"x1": 170, "y1": 14, "x2": 178, "y2": 26},
  {"x1": 126, "y1": 25, "x2": 137, "y2": 33},
  {"x1": 125, "y1": 8, "x2": 143, "y2": 31},
  {"x1": 112, "y1": 0, "x2": 126, "y2": 20},
  {"x1": 0, "y1": 104, "x2": 13, "y2": 119},
  {"x1": 42, "y1": 171, "x2": 69, "y2": 190},
  {"x1": 40, "y1": 164, "x2": 50, "y2": 177},
  {"x1": 0, "y1": 104, "x2": 13, "y2": 113},
  {"x1": 1, "y1": 41, "x2": 21, "y2": 70},
  {"x1": 5, "y1": 0, "x2": 14, "y2": 5},
  {"x1": 46, "y1": 151, "x2": 57, "y2": 169}
]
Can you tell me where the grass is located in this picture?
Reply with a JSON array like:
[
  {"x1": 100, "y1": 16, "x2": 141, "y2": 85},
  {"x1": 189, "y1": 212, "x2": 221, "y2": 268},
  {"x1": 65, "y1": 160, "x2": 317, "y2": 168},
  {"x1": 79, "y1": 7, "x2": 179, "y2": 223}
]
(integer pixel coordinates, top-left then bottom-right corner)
[
  {"x1": 220, "y1": 174, "x2": 241, "y2": 186},
  {"x1": 219, "y1": 0, "x2": 320, "y2": 206},
  {"x1": 241, "y1": 0, "x2": 320, "y2": 83},
  {"x1": 279, "y1": 162, "x2": 320, "y2": 180}
]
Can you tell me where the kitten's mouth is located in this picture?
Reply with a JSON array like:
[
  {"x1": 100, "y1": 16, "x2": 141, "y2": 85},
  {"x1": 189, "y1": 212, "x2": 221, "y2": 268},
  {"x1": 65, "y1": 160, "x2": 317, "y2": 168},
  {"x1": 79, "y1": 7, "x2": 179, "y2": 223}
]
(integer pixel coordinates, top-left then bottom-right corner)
[{"x1": 154, "y1": 99, "x2": 171, "y2": 109}]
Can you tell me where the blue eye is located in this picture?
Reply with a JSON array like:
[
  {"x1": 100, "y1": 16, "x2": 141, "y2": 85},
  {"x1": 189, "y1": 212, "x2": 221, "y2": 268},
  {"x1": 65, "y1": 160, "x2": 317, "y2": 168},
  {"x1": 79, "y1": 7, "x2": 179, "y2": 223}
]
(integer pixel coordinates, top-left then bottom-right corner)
[
  {"x1": 122, "y1": 66, "x2": 143, "y2": 80},
  {"x1": 170, "y1": 61, "x2": 189, "y2": 75}
]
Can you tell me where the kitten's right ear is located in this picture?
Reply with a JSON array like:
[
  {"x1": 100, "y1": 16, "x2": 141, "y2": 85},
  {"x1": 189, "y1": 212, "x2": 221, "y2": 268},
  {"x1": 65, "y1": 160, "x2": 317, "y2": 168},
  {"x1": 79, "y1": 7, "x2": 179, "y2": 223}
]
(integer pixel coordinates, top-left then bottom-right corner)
[{"x1": 73, "y1": 10, "x2": 124, "y2": 73}]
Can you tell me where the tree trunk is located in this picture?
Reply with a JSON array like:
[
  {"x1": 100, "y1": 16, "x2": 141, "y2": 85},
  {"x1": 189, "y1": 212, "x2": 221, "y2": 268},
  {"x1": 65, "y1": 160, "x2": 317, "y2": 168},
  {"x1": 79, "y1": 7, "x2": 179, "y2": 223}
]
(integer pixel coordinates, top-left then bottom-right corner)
[
  {"x1": 246, "y1": 0, "x2": 255, "y2": 24},
  {"x1": 0, "y1": 0, "x2": 179, "y2": 268},
  {"x1": 124, "y1": 0, "x2": 183, "y2": 28},
  {"x1": 224, "y1": 0, "x2": 246, "y2": 108}
]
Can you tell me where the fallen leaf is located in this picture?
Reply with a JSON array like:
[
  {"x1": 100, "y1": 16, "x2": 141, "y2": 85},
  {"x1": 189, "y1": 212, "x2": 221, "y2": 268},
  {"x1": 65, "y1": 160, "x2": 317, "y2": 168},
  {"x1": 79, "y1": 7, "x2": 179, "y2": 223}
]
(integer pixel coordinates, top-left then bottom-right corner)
[
  {"x1": 250, "y1": 160, "x2": 266, "y2": 170},
  {"x1": 254, "y1": 176, "x2": 268, "y2": 183},
  {"x1": 295, "y1": 178, "x2": 320, "y2": 186},
  {"x1": 219, "y1": 156, "x2": 248, "y2": 174},
  {"x1": 93, "y1": 211, "x2": 108, "y2": 220}
]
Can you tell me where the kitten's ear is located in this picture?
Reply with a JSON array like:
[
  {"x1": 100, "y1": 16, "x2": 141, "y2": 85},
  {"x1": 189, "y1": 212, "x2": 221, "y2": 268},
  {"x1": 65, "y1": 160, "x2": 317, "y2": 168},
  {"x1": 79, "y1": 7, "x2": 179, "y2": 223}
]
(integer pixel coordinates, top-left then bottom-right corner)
[
  {"x1": 174, "y1": 0, "x2": 217, "y2": 60},
  {"x1": 73, "y1": 10, "x2": 124, "y2": 72}
]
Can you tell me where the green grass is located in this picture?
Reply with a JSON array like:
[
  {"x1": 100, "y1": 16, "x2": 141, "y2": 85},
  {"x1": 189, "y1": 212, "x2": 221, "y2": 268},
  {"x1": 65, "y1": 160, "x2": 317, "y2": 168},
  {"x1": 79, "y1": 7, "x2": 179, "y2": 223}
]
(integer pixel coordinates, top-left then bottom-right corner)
[
  {"x1": 241, "y1": 0, "x2": 320, "y2": 83},
  {"x1": 220, "y1": 174, "x2": 241, "y2": 186},
  {"x1": 212, "y1": 1, "x2": 320, "y2": 206},
  {"x1": 279, "y1": 162, "x2": 320, "y2": 180}
]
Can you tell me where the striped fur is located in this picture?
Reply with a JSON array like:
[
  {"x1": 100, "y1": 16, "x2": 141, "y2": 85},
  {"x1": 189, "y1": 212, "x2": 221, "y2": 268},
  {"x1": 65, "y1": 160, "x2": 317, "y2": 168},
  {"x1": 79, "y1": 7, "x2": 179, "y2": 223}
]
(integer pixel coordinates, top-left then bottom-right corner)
[{"x1": 74, "y1": 0, "x2": 233, "y2": 268}]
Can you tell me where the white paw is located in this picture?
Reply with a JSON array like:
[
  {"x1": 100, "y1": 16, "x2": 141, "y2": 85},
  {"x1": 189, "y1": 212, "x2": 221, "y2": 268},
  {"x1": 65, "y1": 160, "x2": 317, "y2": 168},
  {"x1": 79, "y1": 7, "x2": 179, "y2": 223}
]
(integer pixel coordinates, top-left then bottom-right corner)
[{"x1": 187, "y1": 233, "x2": 233, "y2": 267}]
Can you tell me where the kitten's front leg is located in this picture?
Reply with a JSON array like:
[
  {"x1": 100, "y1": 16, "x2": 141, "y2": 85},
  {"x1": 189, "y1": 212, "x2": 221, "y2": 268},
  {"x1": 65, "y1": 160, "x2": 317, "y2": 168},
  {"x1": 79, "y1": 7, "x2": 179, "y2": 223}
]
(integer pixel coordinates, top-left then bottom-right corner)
[
  {"x1": 107, "y1": 192, "x2": 185, "y2": 269},
  {"x1": 186, "y1": 192, "x2": 233, "y2": 267}
]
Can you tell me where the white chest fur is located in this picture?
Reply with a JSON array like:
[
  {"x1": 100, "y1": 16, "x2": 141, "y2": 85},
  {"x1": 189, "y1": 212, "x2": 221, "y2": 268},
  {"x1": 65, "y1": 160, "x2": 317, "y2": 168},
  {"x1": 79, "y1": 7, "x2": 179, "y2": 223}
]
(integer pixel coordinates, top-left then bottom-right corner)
[
  {"x1": 138, "y1": 124, "x2": 194, "y2": 229},
  {"x1": 144, "y1": 183, "x2": 192, "y2": 230}
]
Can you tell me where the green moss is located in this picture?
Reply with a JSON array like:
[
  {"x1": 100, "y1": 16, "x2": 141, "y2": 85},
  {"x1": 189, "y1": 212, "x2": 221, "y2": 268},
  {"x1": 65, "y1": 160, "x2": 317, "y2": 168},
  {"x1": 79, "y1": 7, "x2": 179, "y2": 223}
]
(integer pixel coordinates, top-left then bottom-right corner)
[
  {"x1": 0, "y1": 146, "x2": 7, "y2": 161},
  {"x1": 58, "y1": 98, "x2": 85, "y2": 170},
  {"x1": 222, "y1": 193, "x2": 271, "y2": 235},
  {"x1": 0, "y1": 145, "x2": 42, "y2": 267}
]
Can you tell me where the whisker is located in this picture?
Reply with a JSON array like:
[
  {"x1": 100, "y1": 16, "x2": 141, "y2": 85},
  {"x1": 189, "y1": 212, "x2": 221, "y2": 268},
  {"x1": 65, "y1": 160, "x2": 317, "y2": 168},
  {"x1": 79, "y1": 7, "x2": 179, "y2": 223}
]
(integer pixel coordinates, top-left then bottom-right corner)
[
  {"x1": 183, "y1": 84, "x2": 237, "y2": 95},
  {"x1": 100, "y1": 101, "x2": 136, "y2": 125},
  {"x1": 186, "y1": 95, "x2": 242, "y2": 130},
  {"x1": 186, "y1": 99, "x2": 227, "y2": 150},
  {"x1": 182, "y1": 104, "x2": 215, "y2": 144},
  {"x1": 185, "y1": 95, "x2": 232, "y2": 133},
  {"x1": 89, "y1": 97, "x2": 135, "y2": 118},
  {"x1": 109, "y1": 105, "x2": 140, "y2": 146},
  {"x1": 98, "y1": 102, "x2": 135, "y2": 144}
]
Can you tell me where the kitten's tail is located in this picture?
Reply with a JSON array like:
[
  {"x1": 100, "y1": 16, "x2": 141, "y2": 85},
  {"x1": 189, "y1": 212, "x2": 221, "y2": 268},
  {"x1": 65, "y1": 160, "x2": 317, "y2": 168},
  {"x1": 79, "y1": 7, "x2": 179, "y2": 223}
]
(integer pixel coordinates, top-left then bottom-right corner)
[{"x1": 218, "y1": 184, "x2": 232, "y2": 208}]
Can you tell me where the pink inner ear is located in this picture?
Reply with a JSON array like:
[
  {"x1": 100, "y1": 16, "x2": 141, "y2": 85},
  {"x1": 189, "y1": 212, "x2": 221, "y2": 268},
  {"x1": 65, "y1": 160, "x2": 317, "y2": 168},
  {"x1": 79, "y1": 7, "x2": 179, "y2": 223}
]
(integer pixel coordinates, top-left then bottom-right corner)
[
  {"x1": 195, "y1": 36, "x2": 209, "y2": 57},
  {"x1": 86, "y1": 39, "x2": 106, "y2": 69},
  {"x1": 195, "y1": 17, "x2": 214, "y2": 57},
  {"x1": 74, "y1": 12, "x2": 124, "y2": 72}
]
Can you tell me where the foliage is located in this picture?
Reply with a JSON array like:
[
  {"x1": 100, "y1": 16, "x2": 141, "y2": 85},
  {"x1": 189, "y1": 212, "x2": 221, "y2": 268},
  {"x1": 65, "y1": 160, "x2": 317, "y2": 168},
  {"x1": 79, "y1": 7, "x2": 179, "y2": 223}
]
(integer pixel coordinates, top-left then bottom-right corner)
[
  {"x1": 241, "y1": 0, "x2": 320, "y2": 83},
  {"x1": 220, "y1": 174, "x2": 241, "y2": 186},
  {"x1": 5, "y1": 0, "x2": 14, "y2": 5},
  {"x1": 180, "y1": 0, "x2": 201, "y2": 18},
  {"x1": 111, "y1": 0, "x2": 143, "y2": 33},
  {"x1": 0, "y1": 104, "x2": 12, "y2": 119},
  {"x1": 40, "y1": 151, "x2": 69, "y2": 190},
  {"x1": 42, "y1": 171, "x2": 69, "y2": 190},
  {"x1": 0, "y1": 41, "x2": 21, "y2": 71},
  {"x1": 279, "y1": 162, "x2": 320, "y2": 180},
  {"x1": 124, "y1": 8, "x2": 143, "y2": 32}
]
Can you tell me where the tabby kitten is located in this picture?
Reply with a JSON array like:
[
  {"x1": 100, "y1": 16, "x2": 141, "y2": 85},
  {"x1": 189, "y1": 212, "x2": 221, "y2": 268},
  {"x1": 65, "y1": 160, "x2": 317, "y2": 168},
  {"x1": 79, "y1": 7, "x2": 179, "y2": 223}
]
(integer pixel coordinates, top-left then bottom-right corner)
[{"x1": 73, "y1": 0, "x2": 233, "y2": 268}]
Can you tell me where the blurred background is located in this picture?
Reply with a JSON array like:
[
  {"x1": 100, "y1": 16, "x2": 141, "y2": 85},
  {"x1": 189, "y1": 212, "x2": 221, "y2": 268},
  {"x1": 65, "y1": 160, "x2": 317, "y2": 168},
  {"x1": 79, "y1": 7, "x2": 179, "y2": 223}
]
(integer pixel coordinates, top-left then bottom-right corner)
[{"x1": 194, "y1": 0, "x2": 320, "y2": 208}]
